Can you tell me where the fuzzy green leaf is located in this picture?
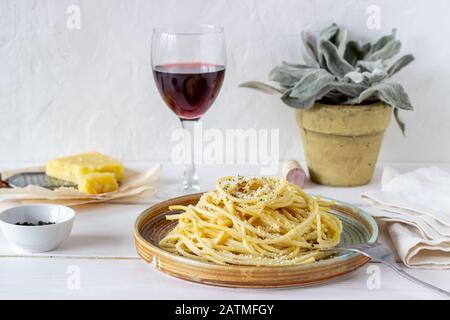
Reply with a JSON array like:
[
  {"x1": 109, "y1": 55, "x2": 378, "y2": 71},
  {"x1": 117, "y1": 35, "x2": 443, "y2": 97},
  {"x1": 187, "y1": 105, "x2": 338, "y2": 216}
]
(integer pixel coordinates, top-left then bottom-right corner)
[
  {"x1": 319, "y1": 40, "x2": 355, "y2": 77},
  {"x1": 318, "y1": 24, "x2": 340, "y2": 67},
  {"x1": 290, "y1": 70, "x2": 335, "y2": 98},
  {"x1": 281, "y1": 89, "x2": 310, "y2": 109},
  {"x1": 388, "y1": 54, "x2": 415, "y2": 76},
  {"x1": 352, "y1": 82, "x2": 413, "y2": 110},
  {"x1": 334, "y1": 82, "x2": 366, "y2": 98},
  {"x1": 336, "y1": 29, "x2": 348, "y2": 57},
  {"x1": 357, "y1": 60, "x2": 385, "y2": 72},
  {"x1": 366, "y1": 39, "x2": 401, "y2": 61},
  {"x1": 282, "y1": 70, "x2": 335, "y2": 108},
  {"x1": 320, "y1": 23, "x2": 339, "y2": 43},
  {"x1": 269, "y1": 64, "x2": 315, "y2": 88},
  {"x1": 394, "y1": 108, "x2": 406, "y2": 136},
  {"x1": 239, "y1": 81, "x2": 283, "y2": 94},
  {"x1": 370, "y1": 29, "x2": 397, "y2": 53},
  {"x1": 362, "y1": 69, "x2": 388, "y2": 84},
  {"x1": 344, "y1": 41, "x2": 371, "y2": 66},
  {"x1": 301, "y1": 31, "x2": 320, "y2": 68},
  {"x1": 344, "y1": 71, "x2": 364, "y2": 84}
]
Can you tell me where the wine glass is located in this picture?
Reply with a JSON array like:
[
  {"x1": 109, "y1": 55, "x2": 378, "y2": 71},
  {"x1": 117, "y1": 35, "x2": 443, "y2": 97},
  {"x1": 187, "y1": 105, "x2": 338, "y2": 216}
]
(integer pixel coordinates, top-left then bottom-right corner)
[{"x1": 151, "y1": 25, "x2": 226, "y2": 193}]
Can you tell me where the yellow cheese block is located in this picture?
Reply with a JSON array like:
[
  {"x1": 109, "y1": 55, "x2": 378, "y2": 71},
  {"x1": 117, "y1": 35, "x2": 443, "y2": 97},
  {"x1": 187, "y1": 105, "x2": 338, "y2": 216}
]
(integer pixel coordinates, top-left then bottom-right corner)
[
  {"x1": 78, "y1": 172, "x2": 118, "y2": 194},
  {"x1": 46, "y1": 152, "x2": 125, "y2": 184}
]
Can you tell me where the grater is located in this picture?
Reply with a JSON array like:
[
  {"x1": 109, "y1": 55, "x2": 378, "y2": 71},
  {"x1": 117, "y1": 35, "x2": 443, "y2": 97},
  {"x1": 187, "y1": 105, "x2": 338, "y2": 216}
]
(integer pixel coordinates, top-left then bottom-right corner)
[{"x1": 0, "y1": 172, "x2": 77, "y2": 190}]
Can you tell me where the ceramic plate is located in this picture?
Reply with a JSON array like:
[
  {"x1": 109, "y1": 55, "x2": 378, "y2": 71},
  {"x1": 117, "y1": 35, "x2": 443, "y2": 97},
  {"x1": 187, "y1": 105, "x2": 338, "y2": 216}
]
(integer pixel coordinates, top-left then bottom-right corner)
[{"x1": 134, "y1": 193, "x2": 378, "y2": 288}]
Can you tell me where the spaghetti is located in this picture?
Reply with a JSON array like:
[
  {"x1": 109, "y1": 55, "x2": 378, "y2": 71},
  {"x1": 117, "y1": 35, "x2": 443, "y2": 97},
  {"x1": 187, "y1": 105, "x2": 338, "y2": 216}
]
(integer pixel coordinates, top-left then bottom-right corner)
[{"x1": 159, "y1": 176, "x2": 342, "y2": 266}]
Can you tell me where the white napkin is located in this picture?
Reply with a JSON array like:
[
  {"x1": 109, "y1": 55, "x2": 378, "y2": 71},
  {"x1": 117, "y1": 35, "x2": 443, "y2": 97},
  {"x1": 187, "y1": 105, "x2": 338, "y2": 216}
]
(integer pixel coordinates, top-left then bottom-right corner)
[{"x1": 362, "y1": 166, "x2": 450, "y2": 269}]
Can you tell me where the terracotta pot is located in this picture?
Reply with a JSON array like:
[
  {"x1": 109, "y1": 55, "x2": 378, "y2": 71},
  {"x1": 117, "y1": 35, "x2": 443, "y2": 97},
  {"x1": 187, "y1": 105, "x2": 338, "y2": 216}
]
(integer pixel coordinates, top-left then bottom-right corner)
[{"x1": 296, "y1": 102, "x2": 391, "y2": 187}]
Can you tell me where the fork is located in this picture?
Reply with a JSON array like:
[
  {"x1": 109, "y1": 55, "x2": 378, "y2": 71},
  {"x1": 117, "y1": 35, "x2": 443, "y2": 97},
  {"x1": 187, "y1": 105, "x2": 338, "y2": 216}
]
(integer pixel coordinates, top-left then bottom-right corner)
[{"x1": 321, "y1": 242, "x2": 450, "y2": 298}]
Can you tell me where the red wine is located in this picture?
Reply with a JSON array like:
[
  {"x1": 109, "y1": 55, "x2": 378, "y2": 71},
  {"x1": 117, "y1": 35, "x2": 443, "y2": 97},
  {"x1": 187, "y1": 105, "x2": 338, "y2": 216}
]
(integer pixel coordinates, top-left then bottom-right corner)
[{"x1": 153, "y1": 63, "x2": 225, "y2": 120}]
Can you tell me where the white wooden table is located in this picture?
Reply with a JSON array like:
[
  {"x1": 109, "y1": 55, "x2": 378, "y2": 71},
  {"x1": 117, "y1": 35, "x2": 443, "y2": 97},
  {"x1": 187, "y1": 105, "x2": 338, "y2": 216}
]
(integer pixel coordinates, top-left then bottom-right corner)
[{"x1": 0, "y1": 162, "x2": 449, "y2": 300}]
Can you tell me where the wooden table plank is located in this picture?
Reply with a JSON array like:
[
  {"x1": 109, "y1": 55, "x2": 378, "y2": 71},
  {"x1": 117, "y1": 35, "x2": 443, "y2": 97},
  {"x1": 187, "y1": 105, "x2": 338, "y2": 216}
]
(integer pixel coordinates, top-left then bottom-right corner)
[{"x1": 0, "y1": 257, "x2": 447, "y2": 299}]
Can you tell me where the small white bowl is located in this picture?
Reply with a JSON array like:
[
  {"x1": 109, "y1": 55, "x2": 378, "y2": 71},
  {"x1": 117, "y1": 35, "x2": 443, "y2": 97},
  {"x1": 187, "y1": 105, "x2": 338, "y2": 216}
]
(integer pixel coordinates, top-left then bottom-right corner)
[{"x1": 0, "y1": 204, "x2": 75, "y2": 253}]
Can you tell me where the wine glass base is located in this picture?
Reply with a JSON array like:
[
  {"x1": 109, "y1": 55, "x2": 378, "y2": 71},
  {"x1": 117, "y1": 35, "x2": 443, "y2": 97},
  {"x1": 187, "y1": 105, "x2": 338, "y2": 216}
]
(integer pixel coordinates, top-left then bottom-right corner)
[
  {"x1": 156, "y1": 181, "x2": 202, "y2": 199},
  {"x1": 182, "y1": 179, "x2": 201, "y2": 192}
]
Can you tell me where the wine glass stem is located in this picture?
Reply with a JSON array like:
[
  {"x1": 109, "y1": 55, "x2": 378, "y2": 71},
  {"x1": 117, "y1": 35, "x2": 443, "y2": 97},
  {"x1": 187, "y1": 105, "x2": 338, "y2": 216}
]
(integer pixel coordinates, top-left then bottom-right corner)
[{"x1": 180, "y1": 119, "x2": 200, "y2": 191}]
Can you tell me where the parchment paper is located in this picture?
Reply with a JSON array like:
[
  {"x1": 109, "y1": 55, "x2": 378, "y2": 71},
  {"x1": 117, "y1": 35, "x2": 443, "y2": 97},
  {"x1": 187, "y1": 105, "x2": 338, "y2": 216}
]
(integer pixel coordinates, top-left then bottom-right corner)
[{"x1": 0, "y1": 164, "x2": 161, "y2": 206}]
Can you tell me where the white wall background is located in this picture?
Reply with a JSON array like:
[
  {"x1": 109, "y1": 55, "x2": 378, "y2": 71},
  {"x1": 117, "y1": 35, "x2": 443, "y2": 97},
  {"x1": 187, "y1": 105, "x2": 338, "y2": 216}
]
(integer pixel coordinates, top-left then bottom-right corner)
[{"x1": 0, "y1": 0, "x2": 449, "y2": 163}]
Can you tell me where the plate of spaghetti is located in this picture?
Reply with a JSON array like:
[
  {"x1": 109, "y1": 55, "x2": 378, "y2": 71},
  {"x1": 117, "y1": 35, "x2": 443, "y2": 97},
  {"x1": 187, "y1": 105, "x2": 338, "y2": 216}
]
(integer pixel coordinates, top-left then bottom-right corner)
[{"x1": 134, "y1": 176, "x2": 378, "y2": 288}]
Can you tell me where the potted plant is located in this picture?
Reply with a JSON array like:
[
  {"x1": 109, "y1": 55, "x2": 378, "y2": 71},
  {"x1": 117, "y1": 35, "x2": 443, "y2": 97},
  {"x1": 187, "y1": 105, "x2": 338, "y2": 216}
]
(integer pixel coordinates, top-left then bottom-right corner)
[{"x1": 240, "y1": 23, "x2": 414, "y2": 186}]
